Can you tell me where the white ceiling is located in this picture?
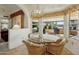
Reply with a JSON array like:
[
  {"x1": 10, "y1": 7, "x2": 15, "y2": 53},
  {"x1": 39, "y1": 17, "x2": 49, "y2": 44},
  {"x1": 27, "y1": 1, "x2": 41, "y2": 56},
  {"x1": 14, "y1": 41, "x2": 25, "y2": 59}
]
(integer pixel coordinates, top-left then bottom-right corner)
[
  {"x1": 25, "y1": 4, "x2": 72, "y2": 13},
  {"x1": 0, "y1": 4, "x2": 20, "y2": 16},
  {"x1": 0, "y1": 4, "x2": 72, "y2": 17}
]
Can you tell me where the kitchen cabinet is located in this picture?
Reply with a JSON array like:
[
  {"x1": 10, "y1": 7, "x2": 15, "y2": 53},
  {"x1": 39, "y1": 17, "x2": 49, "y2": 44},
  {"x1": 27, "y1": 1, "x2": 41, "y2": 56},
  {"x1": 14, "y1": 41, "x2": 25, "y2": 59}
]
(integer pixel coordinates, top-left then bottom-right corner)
[{"x1": 1, "y1": 30, "x2": 8, "y2": 42}]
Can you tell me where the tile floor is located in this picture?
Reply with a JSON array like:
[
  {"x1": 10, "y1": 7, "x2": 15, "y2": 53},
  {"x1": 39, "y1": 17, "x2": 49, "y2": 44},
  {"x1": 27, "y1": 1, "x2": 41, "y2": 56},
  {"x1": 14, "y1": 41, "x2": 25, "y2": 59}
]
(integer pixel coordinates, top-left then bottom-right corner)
[{"x1": 0, "y1": 44, "x2": 73, "y2": 55}]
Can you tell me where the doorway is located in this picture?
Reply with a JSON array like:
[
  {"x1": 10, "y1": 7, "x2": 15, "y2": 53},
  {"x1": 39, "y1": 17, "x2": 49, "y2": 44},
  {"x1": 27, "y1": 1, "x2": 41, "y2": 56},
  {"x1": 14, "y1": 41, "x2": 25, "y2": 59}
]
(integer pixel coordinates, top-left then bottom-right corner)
[{"x1": 0, "y1": 17, "x2": 9, "y2": 52}]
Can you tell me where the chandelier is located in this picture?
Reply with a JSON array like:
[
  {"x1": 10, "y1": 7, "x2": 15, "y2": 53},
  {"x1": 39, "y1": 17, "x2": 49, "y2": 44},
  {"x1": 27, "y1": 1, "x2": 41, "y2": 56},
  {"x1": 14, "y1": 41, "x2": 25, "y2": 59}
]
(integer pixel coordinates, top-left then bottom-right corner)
[{"x1": 31, "y1": 5, "x2": 43, "y2": 18}]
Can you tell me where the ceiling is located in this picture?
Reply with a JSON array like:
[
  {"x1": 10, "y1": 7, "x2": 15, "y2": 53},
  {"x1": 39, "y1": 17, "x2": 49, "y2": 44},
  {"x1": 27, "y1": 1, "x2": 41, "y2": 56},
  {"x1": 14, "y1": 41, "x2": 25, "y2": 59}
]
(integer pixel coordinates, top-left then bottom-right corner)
[
  {"x1": 0, "y1": 4, "x2": 72, "y2": 17},
  {"x1": 25, "y1": 4, "x2": 72, "y2": 13},
  {"x1": 0, "y1": 4, "x2": 21, "y2": 16}
]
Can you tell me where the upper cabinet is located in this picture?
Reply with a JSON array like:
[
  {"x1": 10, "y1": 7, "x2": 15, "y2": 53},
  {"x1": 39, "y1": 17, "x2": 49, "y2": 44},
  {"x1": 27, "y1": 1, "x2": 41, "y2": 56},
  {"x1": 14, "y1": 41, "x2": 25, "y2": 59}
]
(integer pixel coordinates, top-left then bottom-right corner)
[{"x1": 10, "y1": 10, "x2": 24, "y2": 28}]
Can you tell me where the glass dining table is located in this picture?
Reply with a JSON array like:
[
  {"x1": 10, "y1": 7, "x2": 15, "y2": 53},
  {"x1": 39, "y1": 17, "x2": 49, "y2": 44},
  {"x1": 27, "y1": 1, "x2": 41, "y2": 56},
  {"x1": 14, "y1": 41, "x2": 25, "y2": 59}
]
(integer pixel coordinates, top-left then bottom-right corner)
[
  {"x1": 27, "y1": 33, "x2": 64, "y2": 54},
  {"x1": 28, "y1": 34, "x2": 63, "y2": 44}
]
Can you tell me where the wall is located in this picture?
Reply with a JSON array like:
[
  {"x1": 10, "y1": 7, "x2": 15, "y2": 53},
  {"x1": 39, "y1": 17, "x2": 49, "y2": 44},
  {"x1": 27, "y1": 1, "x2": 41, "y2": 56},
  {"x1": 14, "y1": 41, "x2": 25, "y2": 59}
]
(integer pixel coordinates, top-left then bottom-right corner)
[
  {"x1": 9, "y1": 29, "x2": 30, "y2": 49},
  {"x1": 18, "y1": 5, "x2": 32, "y2": 32}
]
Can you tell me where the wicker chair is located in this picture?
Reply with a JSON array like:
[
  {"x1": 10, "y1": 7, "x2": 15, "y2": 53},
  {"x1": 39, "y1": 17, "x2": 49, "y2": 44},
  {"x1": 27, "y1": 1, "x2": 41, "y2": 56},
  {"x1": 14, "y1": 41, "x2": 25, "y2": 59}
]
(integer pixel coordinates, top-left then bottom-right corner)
[
  {"x1": 47, "y1": 39, "x2": 66, "y2": 55},
  {"x1": 23, "y1": 40, "x2": 46, "y2": 55}
]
